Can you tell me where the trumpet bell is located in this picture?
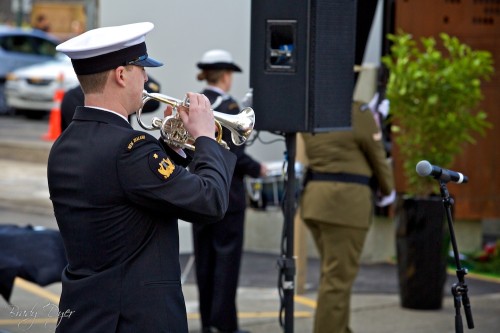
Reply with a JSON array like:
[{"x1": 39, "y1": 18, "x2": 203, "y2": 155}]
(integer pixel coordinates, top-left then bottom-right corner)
[{"x1": 213, "y1": 107, "x2": 255, "y2": 146}]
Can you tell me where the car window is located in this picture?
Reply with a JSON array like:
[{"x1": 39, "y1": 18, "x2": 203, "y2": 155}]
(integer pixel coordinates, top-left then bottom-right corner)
[
  {"x1": 32, "y1": 36, "x2": 57, "y2": 56},
  {"x1": 1, "y1": 35, "x2": 32, "y2": 54},
  {"x1": 0, "y1": 34, "x2": 57, "y2": 56}
]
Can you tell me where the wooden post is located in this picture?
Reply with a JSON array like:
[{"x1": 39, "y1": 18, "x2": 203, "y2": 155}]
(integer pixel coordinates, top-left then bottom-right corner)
[{"x1": 294, "y1": 134, "x2": 309, "y2": 294}]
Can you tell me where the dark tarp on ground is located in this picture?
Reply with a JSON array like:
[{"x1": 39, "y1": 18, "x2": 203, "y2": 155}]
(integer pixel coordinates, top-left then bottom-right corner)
[{"x1": 0, "y1": 225, "x2": 67, "y2": 303}]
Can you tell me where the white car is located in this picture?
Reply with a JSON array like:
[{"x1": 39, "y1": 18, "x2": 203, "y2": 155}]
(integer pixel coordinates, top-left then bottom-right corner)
[{"x1": 5, "y1": 53, "x2": 79, "y2": 118}]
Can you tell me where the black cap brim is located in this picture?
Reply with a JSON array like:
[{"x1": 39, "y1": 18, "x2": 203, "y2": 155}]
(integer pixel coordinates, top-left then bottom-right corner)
[{"x1": 197, "y1": 62, "x2": 242, "y2": 72}]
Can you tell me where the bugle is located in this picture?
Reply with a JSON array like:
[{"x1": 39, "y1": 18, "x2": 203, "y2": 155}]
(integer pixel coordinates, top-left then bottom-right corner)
[{"x1": 137, "y1": 90, "x2": 255, "y2": 150}]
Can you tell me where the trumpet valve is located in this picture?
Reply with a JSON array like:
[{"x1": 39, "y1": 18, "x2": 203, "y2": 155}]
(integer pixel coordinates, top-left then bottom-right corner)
[{"x1": 160, "y1": 116, "x2": 190, "y2": 148}]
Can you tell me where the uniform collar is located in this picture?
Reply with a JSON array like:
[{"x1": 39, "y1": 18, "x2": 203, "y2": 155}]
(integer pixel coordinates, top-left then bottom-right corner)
[
  {"x1": 205, "y1": 85, "x2": 227, "y2": 97},
  {"x1": 73, "y1": 106, "x2": 132, "y2": 129}
]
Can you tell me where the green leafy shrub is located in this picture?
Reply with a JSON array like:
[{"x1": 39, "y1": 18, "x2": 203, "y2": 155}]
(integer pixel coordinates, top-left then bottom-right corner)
[{"x1": 381, "y1": 31, "x2": 494, "y2": 196}]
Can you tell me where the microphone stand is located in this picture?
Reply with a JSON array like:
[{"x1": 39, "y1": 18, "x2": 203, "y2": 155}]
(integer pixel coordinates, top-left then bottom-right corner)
[{"x1": 438, "y1": 180, "x2": 474, "y2": 332}]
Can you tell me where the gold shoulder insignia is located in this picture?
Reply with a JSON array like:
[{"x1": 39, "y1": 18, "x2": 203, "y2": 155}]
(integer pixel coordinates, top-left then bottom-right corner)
[
  {"x1": 158, "y1": 158, "x2": 175, "y2": 179},
  {"x1": 128, "y1": 135, "x2": 146, "y2": 150}
]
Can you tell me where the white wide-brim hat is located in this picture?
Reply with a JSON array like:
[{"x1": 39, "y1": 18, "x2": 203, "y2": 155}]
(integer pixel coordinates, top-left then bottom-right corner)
[{"x1": 197, "y1": 49, "x2": 242, "y2": 72}]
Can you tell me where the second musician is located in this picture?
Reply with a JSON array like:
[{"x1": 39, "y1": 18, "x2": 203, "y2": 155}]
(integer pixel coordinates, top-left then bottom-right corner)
[{"x1": 191, "y1": 49, "x2": 267, "y2": 333}]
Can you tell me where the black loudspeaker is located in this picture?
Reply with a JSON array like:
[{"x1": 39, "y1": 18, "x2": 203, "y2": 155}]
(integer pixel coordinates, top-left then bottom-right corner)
[{"x1": 250, "y1": 0, "x2": 357, "y2": 133}]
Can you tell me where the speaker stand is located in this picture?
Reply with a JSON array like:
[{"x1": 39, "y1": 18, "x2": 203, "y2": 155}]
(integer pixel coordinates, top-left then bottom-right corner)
[{"x1": 277, "y1": 132, "x2": 297, "y2": 333}]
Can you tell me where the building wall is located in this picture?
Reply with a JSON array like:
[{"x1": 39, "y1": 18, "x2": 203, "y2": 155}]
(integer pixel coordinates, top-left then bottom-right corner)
[{"x1": 393, "y1": 0, "x2": 500, "y2": 220}]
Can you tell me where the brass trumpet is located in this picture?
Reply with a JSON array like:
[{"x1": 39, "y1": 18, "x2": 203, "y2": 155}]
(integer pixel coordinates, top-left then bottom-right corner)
[{"x1": 137, "y1": 90, "x2": 255, "y2": 150}]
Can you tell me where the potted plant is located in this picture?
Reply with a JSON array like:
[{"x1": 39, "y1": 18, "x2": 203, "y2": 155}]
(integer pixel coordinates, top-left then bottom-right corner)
[{"x1": 381, "y1": 31, "x2": 494, "y2": 309}]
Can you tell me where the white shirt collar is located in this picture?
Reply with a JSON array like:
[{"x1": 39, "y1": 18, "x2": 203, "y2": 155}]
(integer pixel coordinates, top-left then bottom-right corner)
[{"x1": 87, "y1": 106, "x2": 129, "y2": 123}]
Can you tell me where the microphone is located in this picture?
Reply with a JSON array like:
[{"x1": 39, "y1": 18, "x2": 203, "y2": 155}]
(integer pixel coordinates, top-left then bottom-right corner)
[{"x1": 416, "y1": 160, "x2": 468, "y2": 184}]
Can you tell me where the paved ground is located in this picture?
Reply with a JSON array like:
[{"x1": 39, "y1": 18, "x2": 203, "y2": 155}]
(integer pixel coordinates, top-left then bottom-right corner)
[{"x1": 2, "y1": 222, "x2": 500, "y2": 333}]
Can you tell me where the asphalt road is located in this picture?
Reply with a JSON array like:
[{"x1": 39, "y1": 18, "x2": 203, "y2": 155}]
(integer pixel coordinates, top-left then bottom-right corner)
[{"x1": 0, "y1": 113, "x2": 49, "y2": 141}]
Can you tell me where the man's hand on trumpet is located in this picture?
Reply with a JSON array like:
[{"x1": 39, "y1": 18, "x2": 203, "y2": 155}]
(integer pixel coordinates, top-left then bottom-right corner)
[{"x1": 177, "y1": 92, "x2": 216, "y2": 142}]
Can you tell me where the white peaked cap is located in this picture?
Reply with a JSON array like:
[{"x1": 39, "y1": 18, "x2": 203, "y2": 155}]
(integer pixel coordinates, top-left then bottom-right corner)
[{"x1": 56, "y1": 22, "x2": 163, "y2": 75}]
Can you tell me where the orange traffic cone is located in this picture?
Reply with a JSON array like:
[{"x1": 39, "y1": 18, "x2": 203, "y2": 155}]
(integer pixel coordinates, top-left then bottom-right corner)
[{"x1": 42, "y1": 78, "x2": 64, "y2": 141}]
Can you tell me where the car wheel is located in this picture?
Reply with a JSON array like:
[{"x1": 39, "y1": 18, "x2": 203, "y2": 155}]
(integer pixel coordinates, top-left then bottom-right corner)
[{"x1": 19, "y1": 109, "x2": 49, "y2": 120}]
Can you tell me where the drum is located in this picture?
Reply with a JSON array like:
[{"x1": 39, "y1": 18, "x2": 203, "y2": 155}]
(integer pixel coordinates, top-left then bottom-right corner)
[{"x1": 245, "y1": 161, "x2": 303, "y2": 210}]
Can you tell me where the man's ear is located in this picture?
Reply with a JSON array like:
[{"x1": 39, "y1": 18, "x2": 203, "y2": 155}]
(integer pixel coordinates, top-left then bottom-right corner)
[{"x1": 114, "y1": 66, "x2": 127, "y2": 87}]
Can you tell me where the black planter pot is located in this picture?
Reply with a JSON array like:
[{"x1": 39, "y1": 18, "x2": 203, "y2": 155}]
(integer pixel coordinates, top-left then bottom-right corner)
[{"x1": 395, "y1": 195, "x2": 450, "y2": 310}]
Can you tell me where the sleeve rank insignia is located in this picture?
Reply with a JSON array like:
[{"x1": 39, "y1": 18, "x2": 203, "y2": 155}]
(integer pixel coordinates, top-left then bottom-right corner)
[{"x1": 150, "y1": 152, "x2": 175, "y2": 180}]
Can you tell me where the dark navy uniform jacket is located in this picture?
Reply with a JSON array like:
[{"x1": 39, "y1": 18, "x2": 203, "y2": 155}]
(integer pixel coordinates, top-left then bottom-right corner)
[
  {"x1": 47, "y1": 107, "x2": 236, "y2": 332},
  {"x1": 202, "y1": 88, "x2": 261, "y2": 212}
]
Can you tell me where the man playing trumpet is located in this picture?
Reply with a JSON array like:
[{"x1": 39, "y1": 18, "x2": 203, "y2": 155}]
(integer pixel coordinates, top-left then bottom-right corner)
[{"x1": 47, "y1": 22, "x2": 236, "y2": 332}]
